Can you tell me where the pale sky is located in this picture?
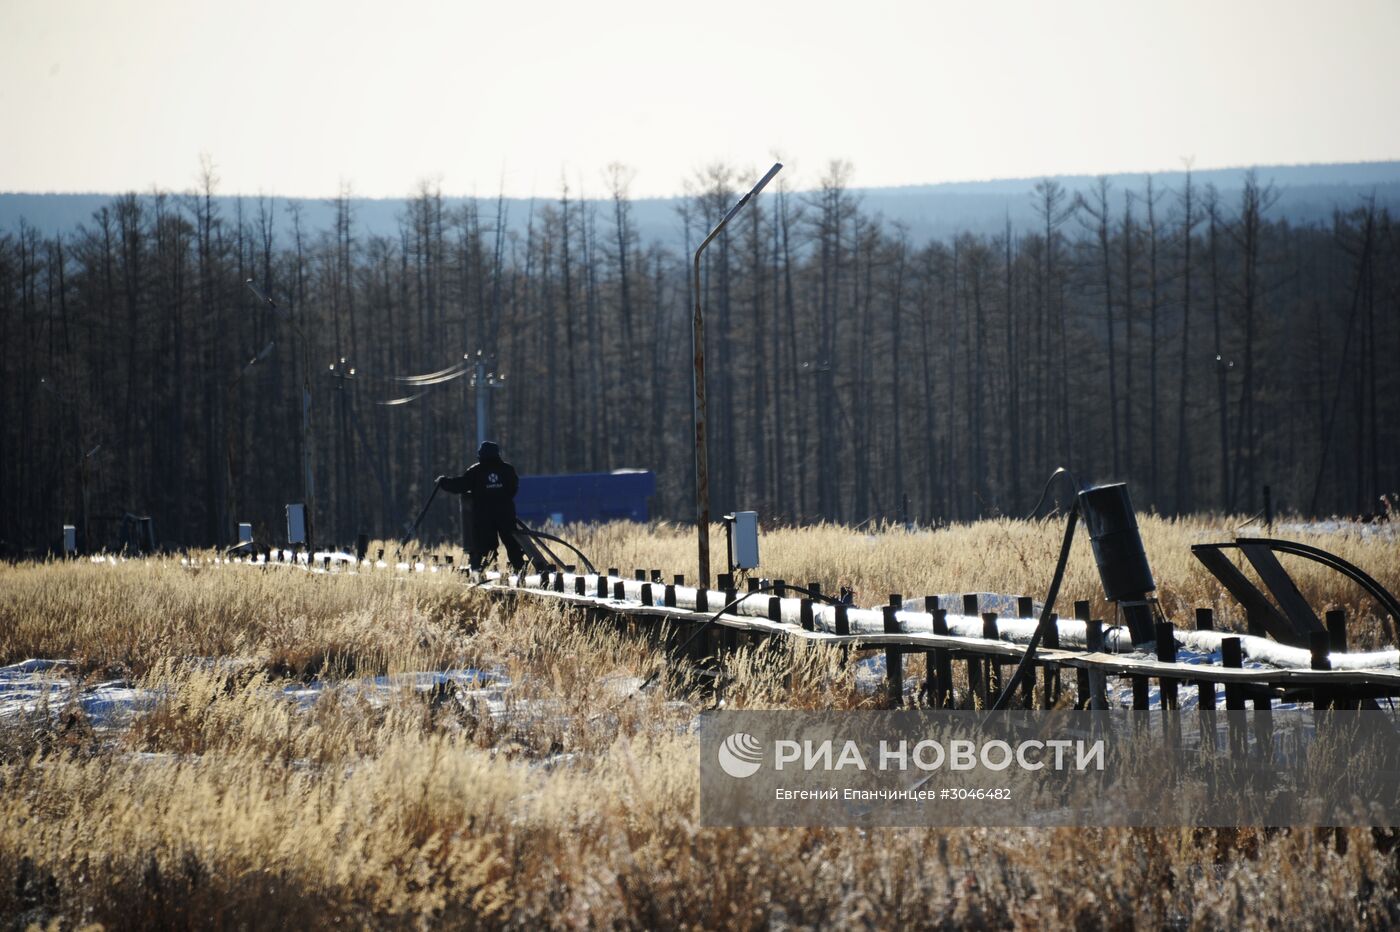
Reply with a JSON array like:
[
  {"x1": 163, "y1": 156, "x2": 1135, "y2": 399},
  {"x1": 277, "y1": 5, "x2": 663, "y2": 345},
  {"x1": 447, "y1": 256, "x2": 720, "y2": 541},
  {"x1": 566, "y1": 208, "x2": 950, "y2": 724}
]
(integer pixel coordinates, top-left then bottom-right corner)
[{"x1": 2, "y1": 0, "x2": 1398, "y2": 199}]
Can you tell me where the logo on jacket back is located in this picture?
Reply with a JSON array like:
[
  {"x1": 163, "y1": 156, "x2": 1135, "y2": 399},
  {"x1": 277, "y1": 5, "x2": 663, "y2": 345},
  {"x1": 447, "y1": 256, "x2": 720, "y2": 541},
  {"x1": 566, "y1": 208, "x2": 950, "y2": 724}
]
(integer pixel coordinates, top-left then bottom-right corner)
[{"x1": 487, "y1": 472, "x2": 501, "y2": 488}]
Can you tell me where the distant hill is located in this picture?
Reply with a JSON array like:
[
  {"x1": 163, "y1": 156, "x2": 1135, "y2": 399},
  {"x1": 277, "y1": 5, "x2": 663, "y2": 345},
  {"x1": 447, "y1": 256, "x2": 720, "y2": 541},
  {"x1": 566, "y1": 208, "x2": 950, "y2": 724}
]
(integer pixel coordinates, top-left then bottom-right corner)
[{"x1": 4, "y1": 161, "x2": 1398, "y2": 249}]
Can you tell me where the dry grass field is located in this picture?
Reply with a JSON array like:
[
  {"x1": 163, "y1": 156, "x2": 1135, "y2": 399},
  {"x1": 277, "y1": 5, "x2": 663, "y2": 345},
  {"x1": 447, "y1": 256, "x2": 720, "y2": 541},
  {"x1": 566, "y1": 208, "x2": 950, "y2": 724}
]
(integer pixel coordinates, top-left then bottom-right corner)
[{"x1": 2, "y1": 516, "x2": 1399, "y2": 929}]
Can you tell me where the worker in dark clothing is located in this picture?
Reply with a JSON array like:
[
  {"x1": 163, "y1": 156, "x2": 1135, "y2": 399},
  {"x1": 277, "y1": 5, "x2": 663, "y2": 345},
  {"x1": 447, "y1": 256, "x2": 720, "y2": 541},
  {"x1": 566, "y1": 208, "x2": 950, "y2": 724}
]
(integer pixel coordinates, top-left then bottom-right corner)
[{"x1": 437, "y1": 441, "x2": 528, "y2": 573}]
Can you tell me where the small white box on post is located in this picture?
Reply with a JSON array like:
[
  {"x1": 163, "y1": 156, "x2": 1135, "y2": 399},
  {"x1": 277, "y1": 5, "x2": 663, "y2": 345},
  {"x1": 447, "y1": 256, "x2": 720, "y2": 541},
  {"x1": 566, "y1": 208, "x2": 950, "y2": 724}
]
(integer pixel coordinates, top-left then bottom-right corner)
[
  {"x1": 731, "y1": 511, "x2": 760, "y2": 570},
  {"x1": 286, "y1": 504, "x2": 307, "y2": 546},
  {"x1": 63, "y1": 525, "x2": 77, "y2": 556}
]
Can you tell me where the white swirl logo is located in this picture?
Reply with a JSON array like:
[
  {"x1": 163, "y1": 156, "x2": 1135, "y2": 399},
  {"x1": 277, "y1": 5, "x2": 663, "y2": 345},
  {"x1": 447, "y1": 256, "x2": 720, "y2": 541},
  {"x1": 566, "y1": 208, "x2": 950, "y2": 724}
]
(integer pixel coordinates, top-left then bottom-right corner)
[{"x1": 717, "y1": 732, "x2": 764, "y2": 778}]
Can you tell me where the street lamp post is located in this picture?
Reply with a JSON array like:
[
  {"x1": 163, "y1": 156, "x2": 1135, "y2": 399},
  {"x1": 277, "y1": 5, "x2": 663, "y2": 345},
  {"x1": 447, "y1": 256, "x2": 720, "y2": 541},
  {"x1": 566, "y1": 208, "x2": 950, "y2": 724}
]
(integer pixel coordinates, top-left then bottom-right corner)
[
  {"x1": 467, "y1": 350, "x2": 505, "y2": 452},
  {"x1": 692, "y1": 162, "x2": 782, "y2": 587}
]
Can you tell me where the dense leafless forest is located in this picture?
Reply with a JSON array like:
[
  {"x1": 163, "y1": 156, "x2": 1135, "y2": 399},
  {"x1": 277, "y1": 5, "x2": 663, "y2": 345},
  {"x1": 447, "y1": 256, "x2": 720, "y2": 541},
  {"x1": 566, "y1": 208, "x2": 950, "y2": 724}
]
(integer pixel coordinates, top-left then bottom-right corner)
[{"x1": 3, "y1": 162, "x2": 1398, "y2": 551}]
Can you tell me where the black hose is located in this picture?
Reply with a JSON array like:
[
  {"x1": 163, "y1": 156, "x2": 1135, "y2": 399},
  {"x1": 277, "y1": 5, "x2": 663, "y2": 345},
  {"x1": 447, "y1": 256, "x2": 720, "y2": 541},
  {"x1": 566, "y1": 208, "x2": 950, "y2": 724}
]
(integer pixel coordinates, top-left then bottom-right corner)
[
  {"x1": 399, "y1": 482, "x2": 440, "y2": 547},
  {"x1": 988, "y1": 507, "x2": 1079, "y2": 711},
  {"x1": 513, "y1": 520, "x2": 598, "y2": 575},
  {"x1": 1024, "y1": 466, "x2": 1083, "y2": 521}
]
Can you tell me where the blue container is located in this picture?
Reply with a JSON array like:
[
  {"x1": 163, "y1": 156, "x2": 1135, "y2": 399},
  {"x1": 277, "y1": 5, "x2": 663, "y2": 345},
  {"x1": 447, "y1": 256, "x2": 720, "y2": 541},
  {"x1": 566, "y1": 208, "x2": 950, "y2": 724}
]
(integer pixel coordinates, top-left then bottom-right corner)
[{"x1": 515, "y1": 470, "x2": 656, "y2": 525}]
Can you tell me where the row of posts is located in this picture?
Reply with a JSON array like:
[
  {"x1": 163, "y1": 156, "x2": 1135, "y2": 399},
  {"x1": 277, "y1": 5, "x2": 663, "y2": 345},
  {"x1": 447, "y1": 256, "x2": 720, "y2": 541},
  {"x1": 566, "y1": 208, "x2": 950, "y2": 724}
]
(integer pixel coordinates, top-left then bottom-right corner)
[{"x1": 523, "y1": 567, "x2": 1358, "y2": 714}]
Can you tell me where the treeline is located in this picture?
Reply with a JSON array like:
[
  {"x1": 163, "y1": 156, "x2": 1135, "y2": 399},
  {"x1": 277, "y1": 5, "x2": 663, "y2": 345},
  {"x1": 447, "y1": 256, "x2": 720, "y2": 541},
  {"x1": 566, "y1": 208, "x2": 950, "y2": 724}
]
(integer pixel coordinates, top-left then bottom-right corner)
[{"x1": 2, "y1": 160, "x2": 1398, "y2": 550}]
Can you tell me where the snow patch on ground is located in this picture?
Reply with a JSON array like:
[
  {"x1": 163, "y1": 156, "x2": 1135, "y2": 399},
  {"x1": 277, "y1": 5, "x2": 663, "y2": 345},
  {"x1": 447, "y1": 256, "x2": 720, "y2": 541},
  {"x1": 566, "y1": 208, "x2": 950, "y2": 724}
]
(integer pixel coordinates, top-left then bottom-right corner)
[{"x1": 0, "y1": 659, "x2": 155, "y2": 729}]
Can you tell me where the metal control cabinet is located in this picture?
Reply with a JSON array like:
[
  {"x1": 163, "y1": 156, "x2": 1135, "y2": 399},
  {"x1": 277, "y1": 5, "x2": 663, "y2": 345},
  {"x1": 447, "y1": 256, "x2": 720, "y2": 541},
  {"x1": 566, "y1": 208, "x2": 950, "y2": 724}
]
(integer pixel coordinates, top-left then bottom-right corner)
[
  {"x1": 731, "y1": 511, "x2": 760, "y2": 569},
  {"x1": 286, "y1": 504, "x2": 307, "y2": 545}
]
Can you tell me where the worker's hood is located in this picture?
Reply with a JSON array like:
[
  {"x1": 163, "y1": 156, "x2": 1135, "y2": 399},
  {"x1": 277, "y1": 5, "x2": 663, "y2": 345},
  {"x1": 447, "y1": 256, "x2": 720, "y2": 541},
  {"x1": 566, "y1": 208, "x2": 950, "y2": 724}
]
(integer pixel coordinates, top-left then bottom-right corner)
[{"x1": 478, "y1": 441, "x2": 501, "y2": 461}]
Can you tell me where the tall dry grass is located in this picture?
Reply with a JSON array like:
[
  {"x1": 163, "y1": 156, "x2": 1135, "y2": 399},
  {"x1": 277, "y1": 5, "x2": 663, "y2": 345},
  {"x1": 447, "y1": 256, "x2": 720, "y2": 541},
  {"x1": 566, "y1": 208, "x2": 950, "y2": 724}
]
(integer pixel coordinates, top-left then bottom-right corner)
[{"x1": 2, "y1": 520, "x2": 1399, "y2": 928}]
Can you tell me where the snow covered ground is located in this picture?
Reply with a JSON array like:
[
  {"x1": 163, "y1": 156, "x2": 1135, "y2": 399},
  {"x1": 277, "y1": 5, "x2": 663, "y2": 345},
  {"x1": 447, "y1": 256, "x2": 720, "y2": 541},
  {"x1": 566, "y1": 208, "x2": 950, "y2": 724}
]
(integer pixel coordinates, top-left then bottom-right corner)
[
  {"x1": 0, "y1": 658, "x2": 154, "y2": 729},
  {"x1": 0, "y1": 656, "x2": 677, "y2": 754},
  {"x1": 0, "y1": 659, "x2": 509, "y2": 732}
]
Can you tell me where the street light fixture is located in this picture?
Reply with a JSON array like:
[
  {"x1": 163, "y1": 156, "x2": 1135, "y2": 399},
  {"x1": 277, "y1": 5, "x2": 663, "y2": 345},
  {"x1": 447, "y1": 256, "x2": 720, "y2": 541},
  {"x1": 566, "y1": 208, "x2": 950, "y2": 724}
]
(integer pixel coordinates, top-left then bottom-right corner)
[{"x1": 692, "y1": 162, "x2": 782, "y2": 587}]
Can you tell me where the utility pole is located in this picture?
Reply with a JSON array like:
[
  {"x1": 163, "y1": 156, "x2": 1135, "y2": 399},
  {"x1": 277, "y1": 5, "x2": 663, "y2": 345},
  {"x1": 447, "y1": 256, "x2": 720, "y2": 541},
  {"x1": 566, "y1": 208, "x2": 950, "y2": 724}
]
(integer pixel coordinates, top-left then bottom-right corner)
[
  {"x1": 466, "y1": 350, "x2": 505, "y2": 452},
  {"x1": 692, "y1": 162, "x2": 782, "y2": 587},
  {"x1": 245, "y1": 279, "x2": 315, "y2": 552}
]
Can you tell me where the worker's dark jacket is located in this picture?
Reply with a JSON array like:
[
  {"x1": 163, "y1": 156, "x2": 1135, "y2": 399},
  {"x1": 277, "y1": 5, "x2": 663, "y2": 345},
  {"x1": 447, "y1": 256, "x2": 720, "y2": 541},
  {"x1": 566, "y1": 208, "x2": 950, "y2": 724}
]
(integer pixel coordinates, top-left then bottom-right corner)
[{"x1": 440, "y1": 456, "x2": 519, "y2": 520}]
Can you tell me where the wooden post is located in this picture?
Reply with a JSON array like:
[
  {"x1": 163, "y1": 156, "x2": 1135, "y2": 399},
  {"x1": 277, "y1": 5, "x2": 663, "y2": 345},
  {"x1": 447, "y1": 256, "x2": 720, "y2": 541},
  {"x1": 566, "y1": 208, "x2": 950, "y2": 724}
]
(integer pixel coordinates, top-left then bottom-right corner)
[
  {"x1": 1310, "y1": 630, "x2": 1331, "y2": 671},
  {"x1": 613, "y1": 580, "x2": 625, "y2": 601},
  {"x1": 975, "y1": 611, "x2": 1001, "y2": 706},
  {"x1": 1085, "y1": 620, "x2": 1108, "y2": 711},
  {"x1": 674, "y1": 574, "x2": 685, "y2": 586},
  {"x1": 1326, "y1": 609, "x2": 1347, "y2": 652},
  {"x1": 922, "y1": 595, "x2": 941, "y2": 706},
  {"x1": 1324, "y1": 609, "x2": 1352, "y2": 708},
  {"x1": 1155, "y1": 621, "x2": 1179, "y2": 710},
  {"x1": 1221, "y1": 637, "x2": 1245, "y2": 710},
  {"x1": 834, "y1": 604, "x2": 850, "y2": 636},
  {"x1": 722, "y1": 586, "x2": 739, "y2": 652},
  {"x1": 747, "y1": 577, "x2": 761, "y2": 593},
  {"x1": 775, "y1": 579, "x2": 787, "y2": 597},
  {"x1": 800, "y1": 599, "x2": 814, "y2": 631},
  {"x1": 575, "y1": 575, "x2": 586, "y2": 596},
  {"x1": 980, "y1": 607, "x2": 1002, "y2": 643},
  {"x1": 608, "y1": 567, "x2": 620, "y2": 579},
  {"x1": 553, "y1": 571, "x2": 565, "y2": 593},
  {"x1": 1195, "y1": 608, "x2": 1217, "y2": 710},
  {"x1": 635, "y1": 569, "x2": 647, "y2": 581},
  {"x1": 1221, "y1": 634, "x2": 1247, "y2": 760},
  {"x1": 931, "y1": 604, "x2": 953, "y2": 708},
  {"x1": 963, "y1": 593, "x2": 980, "y2": 617},
  {"x1": 768, "y1": 596, "x2": 782, "y2": 622},
  {"x1": 1042, "y1": 613, "x2": 1061, "y2": 708},
  {"x1": 664, "y1": 584, "x2": 677, "y2": 608},
  {"x1": 1311, "y1": 630, "x2": 1333, "y2": 710},
  {"x1": 1254, "y1": 689, "x2": 1274, "y2": 753},
  {"x1": 883, "y1": 605, "x2": 903, "y2": 707},
  {"x1": 1074, "y1": 600, "x2": 1092, "y2": 707},
  {"x1": 1131, "y1": 676, "x2": 1150, "y2": 711},
  {"x1": 1017, "y1": 596, "x2": 1034, "y2": 619},
  {"x1": 596, "y1": 575, "x2": 609, "y2": 599},
  {"x1": 890, "y1": 593, "x2": 903, "y2": 609},
  {"x1": 807, "y1": 581, "x2": 822, "y2": 600},
  {"x1": 641, "y1": 583, "x2": 654, "y2": 607}
]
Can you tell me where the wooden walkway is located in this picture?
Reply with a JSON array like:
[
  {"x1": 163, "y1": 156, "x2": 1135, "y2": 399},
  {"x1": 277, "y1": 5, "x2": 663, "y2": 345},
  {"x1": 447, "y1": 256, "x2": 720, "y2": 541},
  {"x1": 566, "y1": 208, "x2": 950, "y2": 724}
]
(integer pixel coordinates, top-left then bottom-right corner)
[{"x1": 480, "y1": 567, "x2": 1400, "y2": 712}]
